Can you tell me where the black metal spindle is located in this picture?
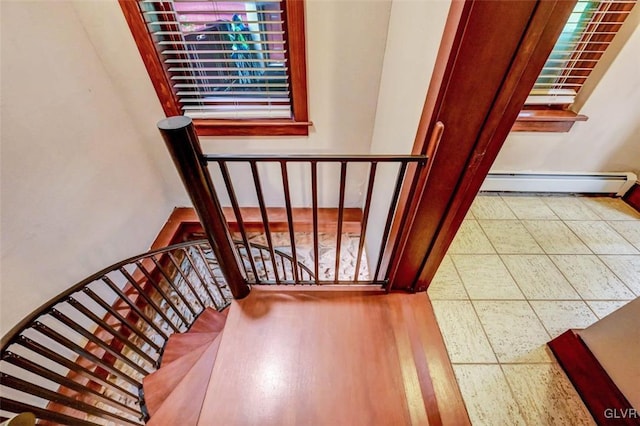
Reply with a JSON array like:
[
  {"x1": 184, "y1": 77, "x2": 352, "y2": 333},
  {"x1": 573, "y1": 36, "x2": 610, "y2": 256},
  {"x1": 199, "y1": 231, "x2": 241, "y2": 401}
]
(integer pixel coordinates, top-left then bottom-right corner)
[
  {"x1": 49, "y1": 309, "x2": 151, "y2": 376},
  {"x1": 66, "y1": 297, "x2": 157, "y2": 366},
  {"x1": 16, "y1": 336, "x2": 138, "y2": 401},
  {"x1": 166, "y1": 252, "x2": 207, "y2": 310},
  {"x1": 33, "y1": 322, "x2": 141, "y2": 387},
  {"x1": 83, "y1": 288, "x2": 161, "y2": 352},
  {"x1": 2, "y1": 352, "x2": 140, "y2": 418},
  {"x1": 102, "y1": 276, "x2": 170, "y2": 340},
  {"x1": 1, "y1": 373, "x2": 141, "y2": 425},
  {"x1": 354, "y1": 162, "x2": 377, "y2": 281},
  {"x1": 194, "y1": 244, "x2": 228, "y2": 306},
  {"x1": 219, "y1": 161, "x2": 260, "y2": 282},
  {"x1": 134, "y1": 260, "x2": 190, "y2": 328},
  {"x1": 149, "y1": 257, "x2": 198, "y2": 317},
  {"x1": 374, "y1": 161, "x2": 409, "y2": 282},
  {"x1": 311, "y1": 161, "x2": 320, "y2": 283},
  {"x1": 181, "y1": 248, "x2": 217, "y2": 305},
  {"x1": 334, "y1": 162, "x2": 347, "y2": 282},
  {"x1": 0, "y1": 397, "x2": 102, "y2": 426},
  {"x1": 250, "y1": 161, "x2": 281, "y2": 283},
  {"x1": 280, "y1": 161, "x2": 300, "y2": 282},
  {"x1": 118, "y1": 267, "x2": 181, "y2": 333}
]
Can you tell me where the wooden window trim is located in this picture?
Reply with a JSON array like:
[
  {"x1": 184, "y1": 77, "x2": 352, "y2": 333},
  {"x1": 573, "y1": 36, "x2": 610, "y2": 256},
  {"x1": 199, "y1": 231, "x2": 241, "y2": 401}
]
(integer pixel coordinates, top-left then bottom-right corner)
[
  {"x1": 119, "y1": 0, "x2": 310, "y2": 137},
  {"x1": 514, "y1": 109, "x2": 588, "y2": 132},
  {"x1": 513, "y1": 0, "x2": 635, "y2": 132}
]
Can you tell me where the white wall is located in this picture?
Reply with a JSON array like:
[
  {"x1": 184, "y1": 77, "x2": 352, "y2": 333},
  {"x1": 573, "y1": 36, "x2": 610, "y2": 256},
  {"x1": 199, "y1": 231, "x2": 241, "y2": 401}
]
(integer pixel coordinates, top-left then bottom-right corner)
[
  {"x1": 365, "y1": 0, "x2": 451, "y2": 269},
  {"x1": 0, "y1": 1, "x2": 178, "y2": 336},
  {"x1": 492, "y1": 7, "x2": 640, "y2": 177}
]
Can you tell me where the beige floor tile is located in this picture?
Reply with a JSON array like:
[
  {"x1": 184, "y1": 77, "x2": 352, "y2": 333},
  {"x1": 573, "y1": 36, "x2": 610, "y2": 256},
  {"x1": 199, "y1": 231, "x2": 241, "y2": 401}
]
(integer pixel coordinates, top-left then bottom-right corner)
[
  {"x1": 427, "y1": 256, "x2": 468, "y2": 300},
  {"x1": 550, "y1": 255, "x2": 636, "y2": 300},
  {"x1": 474, "y1": 301, "x2": 552, "y2": 363},
  {"x1": 565, "y1": 221, "x2": 638, "y2": 255},
  {"x1": 530, "y1": 301, "x2": 599, "y2": 337},
  {"x1": 522, "y1": 220, "x2": 591, "y2": 254},
  {"x1": 448, "y1": 220, "x2": 495, "y2": 254},
  {"x1": 586, "y1": 300, "x2": 631, "y2": 319},
  {"x1": 598, "y1": 255, "x2": 640, "y2": 296},
  {"x1": 471, "y1": 196, "x2": 517, "y2": 220},
  {"x1": 542, "y1": 197, "x2": 601, "y2": 220},
  {"x1": 479, "y1": 220, "x2": 543, "y2": 254},
  {"x1": 453, "y1": 365, "x2": 526, "y2": 426},
  {"x1": 580, "y1": 197, "x2": 640, "y2": 220},
  {"x1": 502, "y1": 364, "x2": 596, "y2": 426},
  {"x1": 432, "y1": 301, "x2": 496, "y2": 363},
  {"x1": 501, "y1": 196, "x2": 558, "y2": 220},
  {"x1": 607, "y1": 221, "x2": 640, "y2": 251},
  {"x1": 452, "y1": 255, "x2": 525, "y2": 300},
  {"x1": 501, "y1": 255, "x2": 580, "y2": 300}
]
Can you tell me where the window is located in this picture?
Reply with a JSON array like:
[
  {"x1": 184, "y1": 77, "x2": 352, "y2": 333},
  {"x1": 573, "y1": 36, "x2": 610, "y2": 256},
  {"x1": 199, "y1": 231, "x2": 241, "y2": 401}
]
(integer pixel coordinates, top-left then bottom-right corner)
[
  {"x1": 120, "y1": 0, "x2": 310, "y2": 136},
  {"x1": 514, "y1": 0, "x2": 636, "y2": 132}
]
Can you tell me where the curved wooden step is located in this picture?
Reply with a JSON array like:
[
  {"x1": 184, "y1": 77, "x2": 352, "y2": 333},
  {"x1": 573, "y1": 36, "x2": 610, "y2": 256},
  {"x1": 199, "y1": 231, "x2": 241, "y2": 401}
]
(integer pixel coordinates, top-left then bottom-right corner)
[
  {"x1": 147, "y1": 334, "x2": 222, "y2": 426},
  {"x1": 189, "y1": 308, "x2": 227, "y2": 334},
  {"x1": 143, "y1": 342, "x2": 210, "y2": 417},
  {"x1": 161, "y1": 332, "x2": 218, "y2": 367}
]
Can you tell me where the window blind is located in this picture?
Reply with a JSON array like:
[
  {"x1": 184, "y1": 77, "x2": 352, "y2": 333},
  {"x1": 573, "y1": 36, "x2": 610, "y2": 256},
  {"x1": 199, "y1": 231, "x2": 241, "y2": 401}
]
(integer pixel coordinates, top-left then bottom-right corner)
[
  {"x1": 526, "y1": 0, "x2": 636, "y2": 106},
  {"x1": 138, "y1": 0, "x2": 292, "y2": 119}
]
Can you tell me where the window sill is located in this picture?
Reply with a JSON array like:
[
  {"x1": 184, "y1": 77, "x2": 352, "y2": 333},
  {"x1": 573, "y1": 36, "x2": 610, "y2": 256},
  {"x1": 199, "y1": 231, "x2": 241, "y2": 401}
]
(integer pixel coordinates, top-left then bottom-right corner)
[
  {"x1": 193, "y1": 119, "x2": 313, "y2": 137},
  {"x1": 512, "y1": 110, "x2": 588, "y2": 132}
]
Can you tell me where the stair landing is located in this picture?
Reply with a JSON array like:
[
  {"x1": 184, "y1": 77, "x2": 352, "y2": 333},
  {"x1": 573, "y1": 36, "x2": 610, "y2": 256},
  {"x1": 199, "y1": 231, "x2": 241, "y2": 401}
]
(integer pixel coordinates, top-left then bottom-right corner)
[{"x1": 197, "y1": 287, "x2": 469, "y2": 425}]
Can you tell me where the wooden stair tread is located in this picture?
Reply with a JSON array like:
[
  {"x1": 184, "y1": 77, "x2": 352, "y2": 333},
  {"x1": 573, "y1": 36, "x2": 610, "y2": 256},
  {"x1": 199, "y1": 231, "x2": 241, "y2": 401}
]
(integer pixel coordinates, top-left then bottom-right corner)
[
  {"x1": 189, "y1": 308, "x2": 226, "y2": 333},
  {"x1": 148, "y1": 334, "x2": 223, "y2": 426},
  {"x1": 161, "y1": 332, "x2": 218, "y2": 367},
  {"x1": 143, "y1": 342, "x2": 210, "y2": 416}
]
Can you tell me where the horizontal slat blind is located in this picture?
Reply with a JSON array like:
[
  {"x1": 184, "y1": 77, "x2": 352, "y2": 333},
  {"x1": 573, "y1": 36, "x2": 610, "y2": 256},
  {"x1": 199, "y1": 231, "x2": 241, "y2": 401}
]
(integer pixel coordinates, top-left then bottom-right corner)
[
  {"x1": 138, "y1": 0, "x2": 292, "y2": 119},
  {"x1": 526, "y1": 0, "x2": 636, "y2": 106}
]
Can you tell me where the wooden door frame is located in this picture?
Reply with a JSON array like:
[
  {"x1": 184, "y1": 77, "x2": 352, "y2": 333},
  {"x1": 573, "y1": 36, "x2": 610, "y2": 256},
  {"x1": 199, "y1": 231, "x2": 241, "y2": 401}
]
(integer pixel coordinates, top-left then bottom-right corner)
[{"x1": 386, "y1": 0, "x2": 577, "y2": 291}]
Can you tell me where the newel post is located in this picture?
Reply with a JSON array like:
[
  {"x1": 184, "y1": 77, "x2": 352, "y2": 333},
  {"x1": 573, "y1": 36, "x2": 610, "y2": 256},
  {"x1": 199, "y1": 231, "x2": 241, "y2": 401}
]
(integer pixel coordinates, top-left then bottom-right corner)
[{"x1": 158, "y1": 116, "x2": 250, "y2": 299}]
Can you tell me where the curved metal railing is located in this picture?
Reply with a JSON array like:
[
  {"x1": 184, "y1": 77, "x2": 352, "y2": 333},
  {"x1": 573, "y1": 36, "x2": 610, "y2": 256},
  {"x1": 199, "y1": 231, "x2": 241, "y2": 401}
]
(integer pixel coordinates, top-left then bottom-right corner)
[{"x1": 0, "y1": 239, "x2": 313, "y2": 425}]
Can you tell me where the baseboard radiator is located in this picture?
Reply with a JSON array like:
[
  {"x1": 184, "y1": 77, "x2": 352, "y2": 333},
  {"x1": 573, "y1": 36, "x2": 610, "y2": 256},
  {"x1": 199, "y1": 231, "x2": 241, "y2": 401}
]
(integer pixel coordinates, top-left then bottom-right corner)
[{"x1": 481, "y1": 172, "x2": 638, "y2": 197}]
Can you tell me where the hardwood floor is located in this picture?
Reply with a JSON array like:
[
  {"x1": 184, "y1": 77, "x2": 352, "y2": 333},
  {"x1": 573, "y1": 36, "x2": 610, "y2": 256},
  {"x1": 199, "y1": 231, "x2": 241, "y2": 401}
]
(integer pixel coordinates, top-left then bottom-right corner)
[{"x1": 197, "y1": 288, "x2": 469, "y2": 425}]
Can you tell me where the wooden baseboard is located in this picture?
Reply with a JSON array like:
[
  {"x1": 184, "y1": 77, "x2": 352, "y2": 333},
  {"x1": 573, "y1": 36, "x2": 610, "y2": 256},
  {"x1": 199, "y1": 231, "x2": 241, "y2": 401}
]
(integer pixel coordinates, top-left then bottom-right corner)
[
  {"x1": 623, "y1": 182, "x2": 640, "y2": 213},
  {"x1": 151, "y1": 207, "x2": 363, "y2": 249},
  {"x1": 548, "y1": 330, "x2": 637, "y2": 425}
]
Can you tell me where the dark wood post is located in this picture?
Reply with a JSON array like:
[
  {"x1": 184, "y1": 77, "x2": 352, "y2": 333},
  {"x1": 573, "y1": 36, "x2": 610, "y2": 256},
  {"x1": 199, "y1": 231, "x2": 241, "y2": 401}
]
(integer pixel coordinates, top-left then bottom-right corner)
[{"x1": 158, "y1": 116, "x2": 250, "y2": 299}]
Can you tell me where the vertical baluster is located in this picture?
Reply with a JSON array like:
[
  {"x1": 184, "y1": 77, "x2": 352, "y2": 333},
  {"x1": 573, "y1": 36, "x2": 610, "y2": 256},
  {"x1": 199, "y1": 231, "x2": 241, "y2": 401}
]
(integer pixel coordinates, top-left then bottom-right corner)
[
  {"x1": 195, "y1": 244, "x2": 228, "y2": 306},
  {"x1": 334, "y1": 162, "x2": 347, "y2": 282},
  {"x1": 66, "y1": 297, "x2": 157, "y2": 366},
  {"x1": 218, "y1": 161, "x2": 260, "y2": 283},
  {"x1": 16, "y1": 335, "x2": 139, "y2": 402},
  {"x1": 83, "y1": 288, "x2": 161, "y2": 352},
  {"x1": 150, "y1": 257, "x2": 198, "y2": 317},
  {"x1": 48, "y1": 309, "x2": 150, "y2": 376},
  {"x1": 118, "y1": 267, "x2": 181, "y2": 333},
  {"x1": 311, "y1": 161, "x2": 320, "y2": 283},
  {"x1": 166, "y1": 252, "x2": 207, "y2": 310},
  {"x1": 33, "y1": 322, "x2": 141, "y2": 387},
  {"x1": 102, "y1": 276, "x2": 169, "y2": 341},
  {"x1": 134, "y1": 260, "x2": 190, "y2": 328},
  {"x1": 374, "y1": 161, "x2": 409, "y2": 282},
  {"x1": 280, "y1": 161, "x2": 300, "y2": 282},
  {"x1": 181, "y1": 248, "x2": 216, "y2": 305},
  {"x1": 250, "y1": 161, "x2": 281, "y2": 284},
  {"x1": 354, "y1": 162, "x2": 377, "y2": 282}
]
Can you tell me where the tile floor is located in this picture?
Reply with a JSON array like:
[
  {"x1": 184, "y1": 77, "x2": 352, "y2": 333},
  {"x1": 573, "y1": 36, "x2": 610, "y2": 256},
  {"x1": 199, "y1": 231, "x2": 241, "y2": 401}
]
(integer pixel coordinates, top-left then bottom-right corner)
[{"x1": 428, "y1": 194, "x2": 640, "y2": 425}]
